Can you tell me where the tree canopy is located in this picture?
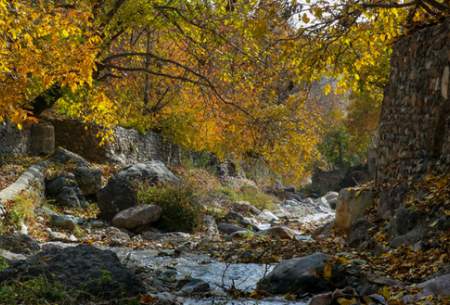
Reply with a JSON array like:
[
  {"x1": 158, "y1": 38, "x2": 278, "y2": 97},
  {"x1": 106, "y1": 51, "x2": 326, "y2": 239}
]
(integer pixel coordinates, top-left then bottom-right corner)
[{"x1": 1, "y1": 0, "x2": 449, "y2": 182}]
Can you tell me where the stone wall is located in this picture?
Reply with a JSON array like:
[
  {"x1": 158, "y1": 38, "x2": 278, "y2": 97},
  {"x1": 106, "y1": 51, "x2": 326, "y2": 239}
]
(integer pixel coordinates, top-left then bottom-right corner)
[
  {"x1": 1, "y1": 119, "x2": 182, "y2": 165},
  {"x1": 51, "y1": 119, "x2": 182, "y2": 165},
  {"x1": 311, "y1": 165, "x2": 370, "y2": 195},
  {"x1": 0, "y1": 122, "x2": 31, "y2": 155},
  {"x1": 376, "y1": 19, "x2": 450, "y2": 213}
]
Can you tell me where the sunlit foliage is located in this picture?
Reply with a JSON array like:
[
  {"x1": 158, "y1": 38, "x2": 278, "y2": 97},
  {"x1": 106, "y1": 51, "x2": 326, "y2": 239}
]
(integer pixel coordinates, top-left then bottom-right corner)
[{"x1": 1, "y1": 0, "x2": 448, "y2": 182}]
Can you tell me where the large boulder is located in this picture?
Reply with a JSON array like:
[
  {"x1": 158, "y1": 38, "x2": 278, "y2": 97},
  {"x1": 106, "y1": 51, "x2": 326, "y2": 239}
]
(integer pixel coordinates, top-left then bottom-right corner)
[
  {"x1": 112, "y1": 204, "x2": 162, "y2": 230},
  {"x1": 97, "y1": 161, "x2": 179, "y2": 220},
  {"x1": 0, "y1": 245, "x2": 144, "y2": 301},
  {"x1": 257, "y1": 252, "x2": 333, "y2": 294},
  {"x1": 335, "y1": 187, "x2": 374, "y2": 234}
]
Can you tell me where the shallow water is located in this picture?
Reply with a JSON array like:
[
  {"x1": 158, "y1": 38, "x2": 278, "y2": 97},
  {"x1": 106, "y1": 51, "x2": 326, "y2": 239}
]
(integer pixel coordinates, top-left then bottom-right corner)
[
  {"x1": 113, "y1": 248, "x2": 308, "y2": 305},
  {"x1": 184, "y1": 298, "x2": 307, "y2": 305},
  {"x1": 116, "y1": 249, "x2": 272, "y2": 291}
]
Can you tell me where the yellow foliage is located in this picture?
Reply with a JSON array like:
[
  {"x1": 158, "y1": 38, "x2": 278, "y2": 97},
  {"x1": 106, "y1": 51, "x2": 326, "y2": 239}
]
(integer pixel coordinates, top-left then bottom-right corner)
[{"x1": 0, "y1": 0, "x2": 99, "y2": 124}]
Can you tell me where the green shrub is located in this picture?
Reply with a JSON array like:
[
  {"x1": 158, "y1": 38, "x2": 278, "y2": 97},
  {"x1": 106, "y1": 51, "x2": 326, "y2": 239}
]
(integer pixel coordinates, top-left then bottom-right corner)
[
  {"x1": 0, "y1": 277, "x2": 69, "y2": 305},
  {"x1": 138, "y1": 185, "x2": 203, "y2": 233},
  {"x1": 0, "y1": 276, "x2": 141, "y2": 305},
  {"x1": 1, "y1": 192, "x2": 37, "y2": 233},
  {"x1": 218, "y1": 185, "x2": 277, "y2": 211},
  {"x1": 0, "y1": 257, "x2": 9, "y2": 272}
]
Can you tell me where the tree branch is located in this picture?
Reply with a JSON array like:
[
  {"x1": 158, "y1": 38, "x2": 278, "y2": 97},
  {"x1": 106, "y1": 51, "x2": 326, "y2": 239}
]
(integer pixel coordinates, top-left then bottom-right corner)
[{"x1": 361, "y1": 1, "x2": 417, "y2": 9}]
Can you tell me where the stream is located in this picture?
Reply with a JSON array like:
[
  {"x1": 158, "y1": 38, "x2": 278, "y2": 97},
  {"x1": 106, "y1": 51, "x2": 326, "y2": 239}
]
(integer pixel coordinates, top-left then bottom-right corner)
[
  {"x1": 106, "y1": 197, "x2": 335, "y2": 304},
  {"x1": 113, "y1": 248, "x2": 309, "y2": 305}
]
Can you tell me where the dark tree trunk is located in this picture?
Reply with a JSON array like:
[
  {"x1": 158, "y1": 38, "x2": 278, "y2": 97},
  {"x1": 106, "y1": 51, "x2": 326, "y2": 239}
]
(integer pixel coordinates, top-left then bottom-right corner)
[{"x1": 29, "y1": 84, "x2": 63, "y2": 116}]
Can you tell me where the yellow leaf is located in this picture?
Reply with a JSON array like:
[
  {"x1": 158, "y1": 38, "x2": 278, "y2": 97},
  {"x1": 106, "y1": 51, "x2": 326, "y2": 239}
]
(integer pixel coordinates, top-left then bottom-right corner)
[
  {"x1": 323, "y1": 262, "x2": 332, "y2": 280},
  {"x1": 302, "y1": 13, "x2": 310, "y2": 24},
  {"x1": 337, "y1": 297, "x2": 358, "y2": 305},
  {"x1": 61, "y1": 29, "x2": 69, "y2": 38}
]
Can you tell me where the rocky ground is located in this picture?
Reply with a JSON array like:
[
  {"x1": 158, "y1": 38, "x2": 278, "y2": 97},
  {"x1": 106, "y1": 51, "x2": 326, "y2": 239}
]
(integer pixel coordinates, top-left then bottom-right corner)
[{"x1": 0, "y1": 149, "x2": 448, "y2": 305}]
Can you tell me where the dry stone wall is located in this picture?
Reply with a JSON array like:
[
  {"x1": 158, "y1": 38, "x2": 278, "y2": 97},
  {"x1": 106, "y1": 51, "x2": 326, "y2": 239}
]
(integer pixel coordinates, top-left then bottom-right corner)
[
  {"x1": 1, "y1": 118, "x2": 182, "y2": 166},
  {"x1": 376, "y1": 19, "x2": 450, "y2": 213},
  {"x1": 51, "y1": 119, "x2": 182, "y2": 165},
  {"x1": 0, "y1": 122, "x2": 31, "y2": 155}
]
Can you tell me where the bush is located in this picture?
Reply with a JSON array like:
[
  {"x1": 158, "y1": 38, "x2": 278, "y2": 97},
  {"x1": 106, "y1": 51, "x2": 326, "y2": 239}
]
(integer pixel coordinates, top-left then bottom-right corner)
[
  {"x1": 138, "y1": 185, "x2": 203, "y2": 233},
  {"x1": 0, "y1": 277, "x2": 69, "y2": 305},
  {"x1": 0, "y1": 276, "x2": 142, "y2": 305},
  {"x1": 219, "y1": 185, "x2": 277, "y2": 211},
  {"x1": 0, "y1": 192, "x2": 37, "y2": 233}
]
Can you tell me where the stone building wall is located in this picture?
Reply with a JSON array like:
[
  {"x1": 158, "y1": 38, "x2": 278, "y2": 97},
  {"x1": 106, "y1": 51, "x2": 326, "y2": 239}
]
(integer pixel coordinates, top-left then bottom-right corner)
[
  {"x1": 0, "y1": 118, "x2": 182, "y2": 166},
  {"x1": 0, "y1": 122, "x2": 31, "y2": 155},
  {"x1": 51, "y1": 119, "x2": 182, "y2": 165},
  {"x1": 376, "y1": 19, "x2": 450, "y2": 213}
]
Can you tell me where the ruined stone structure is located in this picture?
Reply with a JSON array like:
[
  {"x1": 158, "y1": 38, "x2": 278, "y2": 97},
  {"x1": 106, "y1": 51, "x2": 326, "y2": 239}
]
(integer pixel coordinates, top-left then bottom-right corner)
[
  {"x1": 0, "y1": 121, "x2": 55, "y2": 156},
  {"x1": 51, "y1": 119, "x2": 182, "y2": 165},
  {"x1": 376, "y1": 19, "x2": 450, "y2": 214},
  {"x1": 0, "y1": 119, "x2": 182, "y2": 165},
  {"x1": 0, "y1": 122, "x2": 31, "y2": 155}
]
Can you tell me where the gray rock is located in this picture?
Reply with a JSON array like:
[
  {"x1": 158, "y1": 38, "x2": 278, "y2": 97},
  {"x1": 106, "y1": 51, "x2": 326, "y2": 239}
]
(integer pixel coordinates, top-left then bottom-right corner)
[
  {"x1": 97, "y1": 161, "x2": 179, "y2": 220},
  {"x1": 418, "y1": 273, "x2": 450, "y2": 297},
  {"x1": 369, "y1": 294, "x2": 387, "y2": 304},
  {"x1": 180, "y1": 278, "x2": 210, "y2": 294},
  {"x1": 89, "y1": 220, "x2": 106, "y2": 228},
  {"x1": 257, "y1": 252, "x2": 332, "y2": 294},
  {"x1": 308, "y1": 292, "x2": 332, "y2": 305},
  {"x1": 105, "y1": 227, "x2": 131, "y2": 245},
  {"x1": 347, "y1": 219, "x2": 371, "y2": 247},
  {"x1": 259, "y1": 226, "x2": 297, "y2": 240},
  {"x1": 232, "y1": 201, "x2": 261, "y2": 216},
  {"x1": 112, "y1": 204, "x2": 162, "y2": 230},
  {"x1": 0, "y1": 249, "x2": 27, "y2": 262},
  {"x1": 258, "y1": 210, "x2": 279, "y2": 222},
  {"x1": 48, "y1": 231, "x2": 71, "y2": 242},
  {"x1": 46, "y1": 175, "x2": 86, "y2": 208},
  {"x1": 0, "y1": 245, "x2": 145, "y2": 300},
  {"x1": 225, "y1": 211, "x2": 257, "y2": 229},
  {"x1": 50, "y1": 214, "x2": 80, "y2": 231},
  {"x1": 389, "y1": 207, "x2": 420, "y2": 236},
  {"x1": 335, "y1": 187, "x2": 374, "y2": 233},
  {"x1": 389, "y1": 226, "x2": 425, "y2": 248},
  {"x1": 0, "y1": 161, "x2": 48, "y2": 212},
  {"x1": 323, "y1": 191, "x2": 339, "y2": 209},
  {"x1": 217, "y1": 223, "x2": 246, "y2": 235},
  {"x1": 402, "y1": 273, "x2": 450, "y2": 303},
  {"x1": 55, "y1": 186, "x2": 86, "y2": 208},
  {"x1": 36, "y1": 206, "x2": 59, "y2": 217},
  {"x1": 0, "y1": 233, "x2": 40, "y2": 255},
  {"x1": 203, "y1": 215, "x2": 219, "y2": 239},
  {"x1": 74, "y1": 166, "x2": 102, "y2": 196},
  {"x1": 51, "y1": 147, "x2": 89, "y2": 167}
]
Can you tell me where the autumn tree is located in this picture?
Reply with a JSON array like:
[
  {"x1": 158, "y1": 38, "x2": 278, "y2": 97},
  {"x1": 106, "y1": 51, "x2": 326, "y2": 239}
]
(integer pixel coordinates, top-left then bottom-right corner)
[{"x1": 1, "y1": 0, "x2": 449, "y2": 182}]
